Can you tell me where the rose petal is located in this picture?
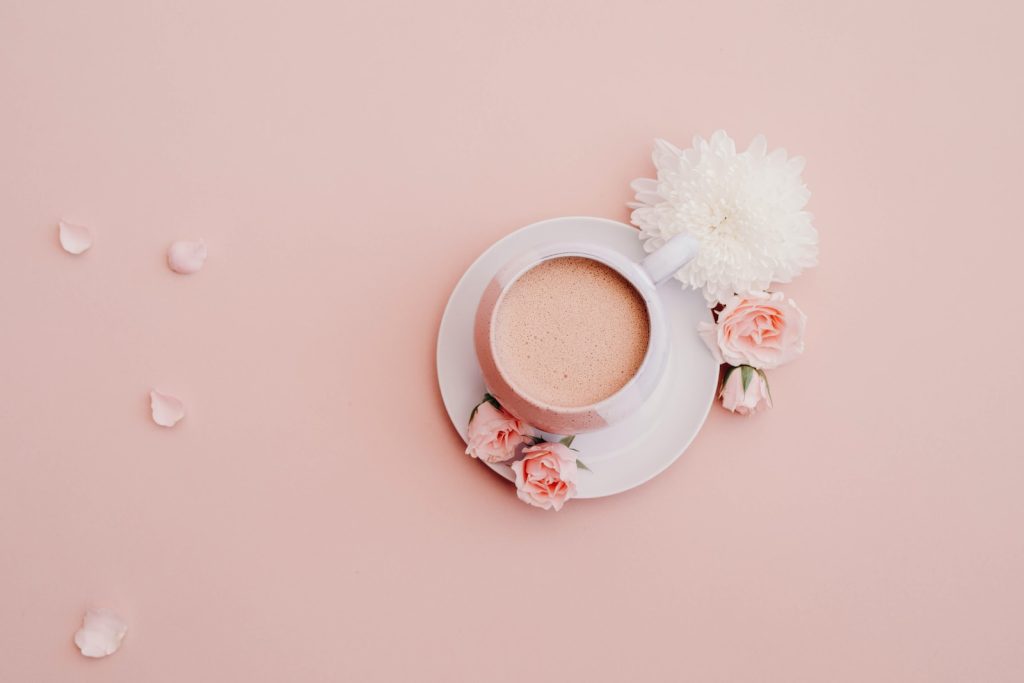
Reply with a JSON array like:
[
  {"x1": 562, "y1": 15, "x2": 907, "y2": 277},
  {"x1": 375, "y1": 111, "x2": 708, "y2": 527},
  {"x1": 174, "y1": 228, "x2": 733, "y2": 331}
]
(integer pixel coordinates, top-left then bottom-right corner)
[
  {"x1": 59, "y1": 221, "x2": 92, "y2": 255},
  {"x1": 167, "y1": 239, "x2": 207, "y2": 274},
  {"x1": 150, "y1": 390, "x2": 185, "y2": 427},
  {"x1": 696, "y1": 321, "x2": 724, "y2": 363},
  {"x1": 74, "y1": 608, "x2": 127, "y2": 658}
]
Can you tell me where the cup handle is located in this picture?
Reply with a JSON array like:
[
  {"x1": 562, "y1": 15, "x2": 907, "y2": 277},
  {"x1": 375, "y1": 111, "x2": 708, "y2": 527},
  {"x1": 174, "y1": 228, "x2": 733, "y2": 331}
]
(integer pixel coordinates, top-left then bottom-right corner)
[{"x1": 641, "y1": 233, "x2": 699, "y2": 285}]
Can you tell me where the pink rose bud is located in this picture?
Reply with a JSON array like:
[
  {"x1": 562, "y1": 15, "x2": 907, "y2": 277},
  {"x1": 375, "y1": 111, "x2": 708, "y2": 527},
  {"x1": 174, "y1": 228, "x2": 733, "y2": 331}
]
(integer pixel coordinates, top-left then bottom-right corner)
[
  {"x1": 511, "y1": 442, "x2": 579, "y2": 511},
  {"x1": 465, "y1": 400, "x2": 532, "y2": 463},
  {"x1": 698, "y1": 291, "x2": 806, "y2": 370},
  {"x1": 719, "y1": 365, "x2": 772, "y2": 416}
]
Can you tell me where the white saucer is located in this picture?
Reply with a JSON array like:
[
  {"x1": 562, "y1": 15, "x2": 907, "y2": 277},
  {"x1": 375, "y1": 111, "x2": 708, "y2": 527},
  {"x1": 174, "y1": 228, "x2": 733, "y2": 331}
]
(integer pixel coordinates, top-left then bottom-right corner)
[{"x1": 436, "y1": 216, "x2": 718, "y2": 498}]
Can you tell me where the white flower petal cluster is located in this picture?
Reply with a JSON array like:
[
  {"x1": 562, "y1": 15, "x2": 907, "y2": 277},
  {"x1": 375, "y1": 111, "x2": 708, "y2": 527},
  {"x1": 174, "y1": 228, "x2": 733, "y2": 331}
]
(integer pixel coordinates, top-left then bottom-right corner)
[{"x1": 630, "y1": 131, "x2": 818, "y2": 305}]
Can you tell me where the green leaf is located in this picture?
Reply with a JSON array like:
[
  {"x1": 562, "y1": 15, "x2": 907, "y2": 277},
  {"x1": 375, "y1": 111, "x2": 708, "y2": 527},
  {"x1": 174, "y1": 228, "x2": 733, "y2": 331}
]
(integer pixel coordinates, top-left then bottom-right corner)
[
  {"x1": 741, "y1": 365, "x2": 753, "y2": 392},
  {"x1": 559, "y1": 434, "x2": 576, "y2": 448},
  {"x1": 576, "y1": 459, "x2": 591, "y2": 472},
  {"x1": 720, "y1": 365, "x2": 736, "y2": 391}
]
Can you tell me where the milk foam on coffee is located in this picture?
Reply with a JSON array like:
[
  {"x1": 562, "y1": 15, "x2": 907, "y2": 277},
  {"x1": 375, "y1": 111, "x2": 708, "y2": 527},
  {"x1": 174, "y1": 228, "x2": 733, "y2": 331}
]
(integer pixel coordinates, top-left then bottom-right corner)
[{"x1": 494, "y1": 256, "x2": 650, "y2": 408}]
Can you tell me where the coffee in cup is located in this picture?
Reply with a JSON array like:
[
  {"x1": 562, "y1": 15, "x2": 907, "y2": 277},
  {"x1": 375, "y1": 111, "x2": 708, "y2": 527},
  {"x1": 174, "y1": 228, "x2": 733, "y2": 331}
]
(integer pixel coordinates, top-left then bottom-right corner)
[
  {"x1": 474, "y1": 232, "x2": 698, "y2": 434},
  {"x1": 493, "y1": 256, "x2": 650, "y2": 409}
]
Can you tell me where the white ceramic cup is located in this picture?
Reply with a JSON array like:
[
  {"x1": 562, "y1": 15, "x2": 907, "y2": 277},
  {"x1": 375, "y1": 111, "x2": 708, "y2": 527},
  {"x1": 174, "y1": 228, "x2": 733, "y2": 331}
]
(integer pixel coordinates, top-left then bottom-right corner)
[{"x1": 474, "y1": 233, "x2": 698, "y2": 434}]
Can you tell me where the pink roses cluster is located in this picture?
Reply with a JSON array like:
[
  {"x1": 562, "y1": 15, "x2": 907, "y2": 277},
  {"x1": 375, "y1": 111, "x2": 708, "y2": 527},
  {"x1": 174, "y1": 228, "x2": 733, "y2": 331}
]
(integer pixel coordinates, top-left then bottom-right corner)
[
  {"x1": 465, "y1": 396, "x2": 579, "y2": 510},
  {"x1": 698, "y1": 291, "x2": 806, "y2": 415}
]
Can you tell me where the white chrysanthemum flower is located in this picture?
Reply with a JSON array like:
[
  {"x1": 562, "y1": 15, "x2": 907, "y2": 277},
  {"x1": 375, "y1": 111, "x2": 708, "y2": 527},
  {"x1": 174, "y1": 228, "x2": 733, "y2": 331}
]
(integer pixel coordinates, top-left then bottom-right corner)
[{"x1": 629, "y1": 131, "x2": 818, "y2": 306}]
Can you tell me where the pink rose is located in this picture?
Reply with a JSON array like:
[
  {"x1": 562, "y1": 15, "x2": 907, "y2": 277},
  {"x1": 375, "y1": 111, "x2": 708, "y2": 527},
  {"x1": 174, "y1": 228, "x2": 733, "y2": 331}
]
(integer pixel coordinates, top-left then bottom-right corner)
[
  {"x1": 511, "y1": 442, "x2": 578, "y2": 511},
  {"x1": 465, "y1": 401, "x2": 532, "y2": 463},
  {"x1": 720, "y1": 366, "x2": 772, "y2": 415},
  {"x1": 698, "y1": 291, "x2": 806, "y2": 370}
]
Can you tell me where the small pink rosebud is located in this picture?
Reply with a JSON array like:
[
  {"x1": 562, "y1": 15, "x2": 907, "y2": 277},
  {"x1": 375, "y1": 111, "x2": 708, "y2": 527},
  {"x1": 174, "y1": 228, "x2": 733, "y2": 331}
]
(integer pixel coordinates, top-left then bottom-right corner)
[{"x1": 719, "y1": 365, "x2": 772, "y2": 416}]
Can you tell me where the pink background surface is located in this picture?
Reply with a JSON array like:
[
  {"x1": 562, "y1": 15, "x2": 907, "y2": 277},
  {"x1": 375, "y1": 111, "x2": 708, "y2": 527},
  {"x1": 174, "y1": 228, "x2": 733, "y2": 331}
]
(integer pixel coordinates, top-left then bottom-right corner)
[{"x1": 1, "y1": 0, "x2": 1022, "y2": 680}]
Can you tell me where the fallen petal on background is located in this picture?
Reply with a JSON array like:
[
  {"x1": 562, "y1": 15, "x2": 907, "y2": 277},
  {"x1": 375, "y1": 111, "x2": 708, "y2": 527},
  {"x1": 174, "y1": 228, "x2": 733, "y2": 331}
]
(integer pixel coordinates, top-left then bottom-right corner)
[
  {"x1": 150, "y1": 390, "x2": 185, "y2": 427},
  {"x1": 59, "y1": 221, "x2": 92, "y2": 255},
  {"x1": 167, "y1": 239, "x2": 207, "y2": 274},
  {"x1": 74, "y1": 608, "x2": 127, "y2": 658}
]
